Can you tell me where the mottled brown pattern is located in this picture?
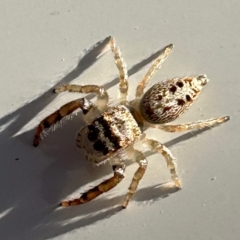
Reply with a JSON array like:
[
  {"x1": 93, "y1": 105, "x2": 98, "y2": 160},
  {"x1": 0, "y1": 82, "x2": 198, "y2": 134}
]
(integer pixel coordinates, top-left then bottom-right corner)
[
  {"x1": 140, "y1": 76, "x2": 210, "y2": 124},
  {"x1": 163, "y1": 106, "x2": 172, "y2": 113}
]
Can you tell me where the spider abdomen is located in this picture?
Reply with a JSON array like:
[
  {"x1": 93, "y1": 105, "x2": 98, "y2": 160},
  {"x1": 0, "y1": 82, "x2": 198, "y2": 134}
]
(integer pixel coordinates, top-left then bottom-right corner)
[
  {"x1": 77, "y1": 105, "x2": 142, "y2": 165},
  {"x1": 139, "y1": 75, "x2": 209, "y2": 124}
]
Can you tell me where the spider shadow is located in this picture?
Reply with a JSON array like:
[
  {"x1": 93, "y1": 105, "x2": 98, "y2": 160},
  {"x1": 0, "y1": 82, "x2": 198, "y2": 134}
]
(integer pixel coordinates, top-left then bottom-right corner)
[
  {"x1": 26, "y1": 183, "x2": 179, "y2": 239},
  {"x1": 14, "y1": 126, "x2": 208, "y2": 240},
  {"x1": 0, "y1": 37, "x2": 177, "y2": 240},
  {"x1": 39, "y1": 123, "x2": 210, "y2": 207}
]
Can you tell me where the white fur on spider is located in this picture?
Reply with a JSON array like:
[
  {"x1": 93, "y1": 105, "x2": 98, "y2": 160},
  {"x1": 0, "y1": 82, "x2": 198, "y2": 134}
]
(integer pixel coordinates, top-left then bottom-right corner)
[
  {"x1": 40, "y1": 110, "x2": 79, "y2": 140},
  {"x1": 94, "y1": 120, "x2": 116, "y2": 151},
  {"x1": 115, "y1": 167, "x2": 125, "y2": 176}
]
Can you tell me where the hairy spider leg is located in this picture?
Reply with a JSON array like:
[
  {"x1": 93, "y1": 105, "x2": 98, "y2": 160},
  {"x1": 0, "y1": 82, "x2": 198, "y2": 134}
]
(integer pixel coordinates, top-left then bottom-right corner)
[
  {"x1": 135, "y1": 44, "x2": 173, "y2": 99},
  {"x1": 33, "y1": 98, "x2": 94, "y2": 146},
  {"x1": 109, "y1": 37, "x2": 128, "y2": 103},
  {"x1": 143, "y1": 138, "x2": 181, "y2": 188},
  {"x1": 54, "y1": 84, "x2": 109, "y2": 112},
  {"x1": 61, "y1": 162, "x2": 125, "y2": 206},
  {"x1": 153, "y1": 116, "x2": 230, "y2": 132},
  {"x1": 123, "y1": 149, "x2": 148, "y2": 208}
]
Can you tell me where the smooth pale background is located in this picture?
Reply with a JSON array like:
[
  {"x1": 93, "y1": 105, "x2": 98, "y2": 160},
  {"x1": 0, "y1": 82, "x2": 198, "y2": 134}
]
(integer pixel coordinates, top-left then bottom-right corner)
[{"x1": 0, "y1": 1, "x2": 239, "y2": 239}]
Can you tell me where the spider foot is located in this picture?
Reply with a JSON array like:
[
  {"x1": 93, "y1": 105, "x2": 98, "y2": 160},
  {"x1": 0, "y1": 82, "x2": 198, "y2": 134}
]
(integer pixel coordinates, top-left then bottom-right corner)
[
  {"x1": 33, "y1": 137, "x2": 40, "y2": 147},
  {"x1": 122, "y1": 204, "x2": 127, "y2": 209},
  {"x1": 218, "y1": 116, "x2": 230, "y2": 123},
  {"x1": 53, "y1": 86, "x2": 65, "y2": 93},
  {"x1": 60, "y1": 199, "x2": 83, "y2": 207},
  {"x1": 122, "y1": 193, "x2": 133, "y2": 209},
  {"x1": 174, "y1": 179, "x2": 182, "y2": 189}
]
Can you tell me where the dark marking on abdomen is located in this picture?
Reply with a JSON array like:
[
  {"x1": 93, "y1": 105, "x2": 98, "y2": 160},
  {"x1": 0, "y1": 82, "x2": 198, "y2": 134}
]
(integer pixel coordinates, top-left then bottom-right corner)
[{"x1": 87, "y1": 116, "x2": 121, "y2": 155}]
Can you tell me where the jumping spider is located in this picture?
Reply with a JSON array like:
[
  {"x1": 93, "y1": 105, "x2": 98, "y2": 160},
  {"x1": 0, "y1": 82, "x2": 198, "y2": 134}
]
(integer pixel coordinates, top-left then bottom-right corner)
[{"x1": 33, "y1": 37, "x2": 229, "y2": 208}]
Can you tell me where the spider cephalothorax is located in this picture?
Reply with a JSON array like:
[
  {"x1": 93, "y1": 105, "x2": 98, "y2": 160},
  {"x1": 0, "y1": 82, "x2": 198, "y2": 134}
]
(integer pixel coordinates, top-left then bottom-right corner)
[
  {"x1": 77, "y1": 104, "x2": 142, "y2": 166},
  {"x1": 33, "y1": 37, "x2": 229, "y2": 208}
]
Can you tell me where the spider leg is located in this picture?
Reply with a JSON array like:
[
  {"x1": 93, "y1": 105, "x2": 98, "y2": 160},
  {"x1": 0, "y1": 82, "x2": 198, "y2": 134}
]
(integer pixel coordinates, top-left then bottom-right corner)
[
  {"x1": 33, "y1": 98, "x2": 94, "y2": 146},
  {"x1": 54, "y1": 84, "x2": 109, "y2": 112},
  {"x1": 60, "y1": 161, "x2": 125, "y2": 206},
  {"x1": 109, "y1": 37, "x2": 128, "y2": 103},
  {"x1": 143, "y1": 138, "x2": 181, "y2": 188},
  {"x1": 153, "y1": 116, "x2": 230, "y2": 132},
  {"x1": 123, "y1": 149, "x2": 148, "y2": 208},
  {"x1": 135, "y1": 44, "x2": 173, "y2": 99}
]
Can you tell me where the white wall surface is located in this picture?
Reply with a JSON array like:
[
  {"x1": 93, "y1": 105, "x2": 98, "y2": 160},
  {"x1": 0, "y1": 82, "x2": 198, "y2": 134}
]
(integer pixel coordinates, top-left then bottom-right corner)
[{"x1": 0, "y1": 1, "x2": 239, "y2": 239}]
